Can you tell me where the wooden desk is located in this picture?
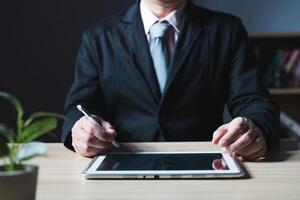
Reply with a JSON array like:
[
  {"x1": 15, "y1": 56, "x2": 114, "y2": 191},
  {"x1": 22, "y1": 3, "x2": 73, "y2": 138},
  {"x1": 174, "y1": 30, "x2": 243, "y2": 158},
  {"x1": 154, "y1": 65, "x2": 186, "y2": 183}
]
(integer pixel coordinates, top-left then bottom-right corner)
[{"x1": 28, "y1": 142, "x2": 300, "y2": 200}]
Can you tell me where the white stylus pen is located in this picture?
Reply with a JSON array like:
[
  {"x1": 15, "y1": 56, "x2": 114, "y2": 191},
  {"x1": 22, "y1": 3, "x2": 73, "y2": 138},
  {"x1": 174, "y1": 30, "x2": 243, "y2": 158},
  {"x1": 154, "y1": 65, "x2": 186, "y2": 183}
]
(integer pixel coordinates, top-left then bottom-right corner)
[{"x1": 76, "y1": 105, "x2": 120, "y2": 148}]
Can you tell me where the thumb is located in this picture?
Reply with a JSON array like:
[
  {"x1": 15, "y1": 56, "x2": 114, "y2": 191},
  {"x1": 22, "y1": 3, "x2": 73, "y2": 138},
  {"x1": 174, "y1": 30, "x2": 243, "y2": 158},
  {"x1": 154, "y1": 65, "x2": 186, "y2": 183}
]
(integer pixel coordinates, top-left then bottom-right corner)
[
  {"x1": 91, "y1": 114, "x2": 104, "y2": 124},
  {"x1": 91, "y1": 115, "x2": 117, "y2": 137},
  {"x1": 102, "y1": 121, "x2": 117, "y2": 137}
]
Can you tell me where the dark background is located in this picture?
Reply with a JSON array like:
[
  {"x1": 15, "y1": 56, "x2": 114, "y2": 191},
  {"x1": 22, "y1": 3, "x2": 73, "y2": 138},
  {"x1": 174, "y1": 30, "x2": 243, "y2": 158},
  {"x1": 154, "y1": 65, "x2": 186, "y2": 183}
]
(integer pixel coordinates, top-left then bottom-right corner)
[
  {"x1": 0, "y1": 0, "x2": 135, "y2": 141},
  {"x1": 1, "y1": 0, "x2": 299, "y2": 142}
]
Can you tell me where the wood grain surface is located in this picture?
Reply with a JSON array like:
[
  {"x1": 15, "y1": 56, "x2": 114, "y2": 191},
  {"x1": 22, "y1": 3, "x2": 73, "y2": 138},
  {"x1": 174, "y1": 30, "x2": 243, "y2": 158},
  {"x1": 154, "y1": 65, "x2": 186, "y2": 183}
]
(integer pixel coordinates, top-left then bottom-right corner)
[{"x1": 26, "y1": 141, "x2": 300, "y2": 200}]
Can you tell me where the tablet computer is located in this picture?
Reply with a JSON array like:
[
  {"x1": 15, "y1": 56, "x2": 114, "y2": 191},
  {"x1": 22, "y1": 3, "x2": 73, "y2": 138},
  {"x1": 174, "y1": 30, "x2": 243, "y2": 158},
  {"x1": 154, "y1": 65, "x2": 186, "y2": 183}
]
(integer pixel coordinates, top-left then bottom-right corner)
[{"x1": 82, "y1": 151, "x2": 244, "y2": 179}]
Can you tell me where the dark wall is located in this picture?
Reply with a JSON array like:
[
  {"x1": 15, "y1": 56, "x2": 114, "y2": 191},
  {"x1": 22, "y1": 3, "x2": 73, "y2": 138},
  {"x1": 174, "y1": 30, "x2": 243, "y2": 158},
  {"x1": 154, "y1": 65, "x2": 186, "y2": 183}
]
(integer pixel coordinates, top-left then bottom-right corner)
[
  {"x1": 197, "y1": 0, "x2": 300, "y2": 33},
  {"x1": 0, "y1": 0, "x2": 134, "y2": 142}
]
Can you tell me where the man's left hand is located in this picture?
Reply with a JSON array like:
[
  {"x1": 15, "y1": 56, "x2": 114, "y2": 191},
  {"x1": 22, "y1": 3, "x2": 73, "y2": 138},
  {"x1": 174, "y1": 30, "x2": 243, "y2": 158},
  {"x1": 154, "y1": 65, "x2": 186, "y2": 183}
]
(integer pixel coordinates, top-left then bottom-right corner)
[{"x1": 212, "y1": 117, "x2": 267, "y2": 161}]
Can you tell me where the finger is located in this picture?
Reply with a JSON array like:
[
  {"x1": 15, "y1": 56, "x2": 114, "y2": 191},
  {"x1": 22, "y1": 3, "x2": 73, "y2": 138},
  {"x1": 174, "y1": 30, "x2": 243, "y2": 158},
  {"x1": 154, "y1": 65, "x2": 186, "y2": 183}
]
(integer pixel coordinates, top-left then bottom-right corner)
[
  {"x1": 218, "y1": 118, "x2": 248, "y2": 147},
  {"x1": 88, "y1": 116, "x2": 117, "y2": 140},
  {"x1": 236, "y1": 136, "x2": 265, "y2": 159},
  {"x1": 245, "y1": 143, "x2": 267, "y2": 161},
  {"x1": 78, "y1": 128, "x2": 113, "y2": 149},
  {"x1": 101, "y1": 121, "x2": 117, "y2": 137},
  {"x1": 80, "y1": 116, "x2": 103, "y2": 133},
  {"x1": 80, "y1": 117, "x2": 114, "y2": 142},
  {"x1": 90, "y1": 115, "x2": 115, "y2": 132},
  {"x1": 75, "y1": 141, "x2": 108, "y2": 158},
  {"x1": 101, "y1": 120, "x2": 113, "y2": 130},
  {"x1": 73, "y1": 139, "x2": 94, "y2": 157},
  {"x1": 218, "y1": 125, "x2": 241, "y2": 147},
  {"x1": 212, "y1": 159, "x2": 222, "y2": 170},
  {"x1": 226, "y1": 129, "x2": 258, "y2": 153},
  {"x1": 212, "y1": 158, "x2": 228, "y2": 170},
  {"x1": 90, "y1": 140, "x2": 113, "y2": 149},
  {"x1": 91, "y1": 126, "x2": 116, "y2": 142},
  {"x1": 212, "y1": 159, "x2": 223, "y2": 170},
  {"x1": 73, "y1": 136, "x2": 112, "y2": 157},
  {"x1": 212, "y1": 125, "x2": 227, "y2": 145},
  {"x1": 91, "y1": 115, "x2": 104, "y2": 124}
]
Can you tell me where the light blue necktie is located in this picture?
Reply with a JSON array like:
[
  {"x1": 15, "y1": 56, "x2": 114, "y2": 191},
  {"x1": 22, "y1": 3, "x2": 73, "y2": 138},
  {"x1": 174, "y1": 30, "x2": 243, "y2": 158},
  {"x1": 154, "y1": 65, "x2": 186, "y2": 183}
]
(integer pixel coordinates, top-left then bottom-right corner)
[{"x1": 149, "y1": 21, "x2": 171, "y2": 92}]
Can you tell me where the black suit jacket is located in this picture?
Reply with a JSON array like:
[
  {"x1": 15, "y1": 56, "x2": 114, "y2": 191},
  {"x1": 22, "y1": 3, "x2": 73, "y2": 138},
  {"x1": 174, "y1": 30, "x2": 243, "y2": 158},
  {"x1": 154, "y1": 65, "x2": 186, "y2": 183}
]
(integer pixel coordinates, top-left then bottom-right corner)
[{"x1": 62, "y1": 0, "x2": 279, "y2": 150}]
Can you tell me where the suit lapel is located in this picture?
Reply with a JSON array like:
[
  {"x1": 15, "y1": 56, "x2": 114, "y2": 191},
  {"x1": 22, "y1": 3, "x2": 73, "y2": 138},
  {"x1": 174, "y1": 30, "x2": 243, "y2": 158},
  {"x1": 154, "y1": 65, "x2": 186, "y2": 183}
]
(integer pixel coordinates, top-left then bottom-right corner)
[
  {"x1": 121, "y1": 1, "x2": 205, "y2": 105},
  {"x1": 161, "y1": 1, "x2": 204, "y2": 100},
  {"x1": 122, "y1": 1, "x2": 161, "y2": 104}
]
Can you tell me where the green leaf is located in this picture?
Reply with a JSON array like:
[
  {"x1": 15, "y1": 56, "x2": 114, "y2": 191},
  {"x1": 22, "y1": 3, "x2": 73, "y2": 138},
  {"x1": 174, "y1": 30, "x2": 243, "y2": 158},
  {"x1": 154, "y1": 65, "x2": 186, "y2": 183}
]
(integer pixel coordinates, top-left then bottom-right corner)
[
  {"x1": 0, "y1": 133, "x2": 9, "y2": 158},
  {"x1": 0, "y1": 123, "x2": 15, "y2": 139},
  {"x1": 0, "y1": 123, "x2": 9, "y2": 138},
  {"x1": 0, "y1": 123, "x2": 9, "y2": 158},
  {"x1": 16, "y1": 142, "x2": 47, "y2": 162},
  {"x1": 0, "y1": 91, "x2": 24, "y2": 122},
  {"x1": 24, "y1": 112, "x2": 64, "y2": 127},
  {"x1": 0, "y1": 91, "x2": 24, "y2": 142},
  {"x1": 22, "y1": 117, "x2": 58, "y2": 143}
]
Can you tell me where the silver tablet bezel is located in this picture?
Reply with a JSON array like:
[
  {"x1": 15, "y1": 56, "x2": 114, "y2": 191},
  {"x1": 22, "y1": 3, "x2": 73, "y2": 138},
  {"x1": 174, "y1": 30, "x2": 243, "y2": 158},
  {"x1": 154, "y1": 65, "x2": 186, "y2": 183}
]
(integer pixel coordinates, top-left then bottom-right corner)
[{"x1": 82, "y1": 151, "x2": 244, "y2": 179}]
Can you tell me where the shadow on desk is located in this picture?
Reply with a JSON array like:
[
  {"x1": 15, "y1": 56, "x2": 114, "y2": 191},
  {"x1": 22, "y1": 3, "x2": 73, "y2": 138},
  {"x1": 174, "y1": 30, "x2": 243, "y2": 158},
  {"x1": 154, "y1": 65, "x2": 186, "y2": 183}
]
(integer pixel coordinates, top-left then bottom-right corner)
[{"x1": 264, "y1": 136, "x2": 300, "y2": 162}]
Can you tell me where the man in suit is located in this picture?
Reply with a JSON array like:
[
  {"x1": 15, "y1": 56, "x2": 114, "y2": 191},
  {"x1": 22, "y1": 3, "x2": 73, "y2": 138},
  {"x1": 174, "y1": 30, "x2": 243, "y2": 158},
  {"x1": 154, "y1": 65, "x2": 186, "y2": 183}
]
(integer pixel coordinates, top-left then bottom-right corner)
[{"x1": 62, "y1": 0, "x2": 279, "y2": 161}]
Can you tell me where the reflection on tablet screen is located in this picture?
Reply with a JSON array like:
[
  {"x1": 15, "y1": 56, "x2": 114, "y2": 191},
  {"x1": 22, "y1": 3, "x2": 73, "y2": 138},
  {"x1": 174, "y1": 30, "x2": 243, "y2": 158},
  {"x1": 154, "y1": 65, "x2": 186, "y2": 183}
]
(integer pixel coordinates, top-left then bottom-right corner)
[{"x1": 97, "y1": 153, "x2": 229, "y2": 171}]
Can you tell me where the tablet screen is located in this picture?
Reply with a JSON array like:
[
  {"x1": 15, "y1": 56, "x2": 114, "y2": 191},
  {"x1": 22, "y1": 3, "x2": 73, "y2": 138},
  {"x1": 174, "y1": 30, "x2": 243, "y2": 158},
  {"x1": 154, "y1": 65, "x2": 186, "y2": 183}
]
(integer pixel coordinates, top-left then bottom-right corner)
[{"x1": 97, "y1": 153, "x2": 229, "y2": 171}]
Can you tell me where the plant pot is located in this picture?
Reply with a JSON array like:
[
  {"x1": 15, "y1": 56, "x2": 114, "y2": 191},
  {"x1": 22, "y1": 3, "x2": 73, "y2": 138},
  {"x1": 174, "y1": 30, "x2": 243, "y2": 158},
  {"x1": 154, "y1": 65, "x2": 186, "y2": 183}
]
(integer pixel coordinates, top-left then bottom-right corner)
[{"x1": 0, "y1": 165, "x2": 38, "y2": 200}]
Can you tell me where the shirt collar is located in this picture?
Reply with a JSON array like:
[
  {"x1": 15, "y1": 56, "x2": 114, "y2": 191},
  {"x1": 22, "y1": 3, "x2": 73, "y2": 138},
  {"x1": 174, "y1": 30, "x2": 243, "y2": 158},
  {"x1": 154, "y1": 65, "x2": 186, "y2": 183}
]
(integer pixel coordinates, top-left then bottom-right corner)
[{"x1": 140, "y1": 0, "x2": 186, "y2": 35}]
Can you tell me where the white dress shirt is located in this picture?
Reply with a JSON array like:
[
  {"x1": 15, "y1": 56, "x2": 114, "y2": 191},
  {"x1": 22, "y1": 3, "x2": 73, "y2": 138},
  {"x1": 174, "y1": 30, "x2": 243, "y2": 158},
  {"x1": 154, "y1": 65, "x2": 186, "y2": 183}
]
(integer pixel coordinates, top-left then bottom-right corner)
[{"x1": 140, "y1": 1, "x2": 186, "y2": 60}]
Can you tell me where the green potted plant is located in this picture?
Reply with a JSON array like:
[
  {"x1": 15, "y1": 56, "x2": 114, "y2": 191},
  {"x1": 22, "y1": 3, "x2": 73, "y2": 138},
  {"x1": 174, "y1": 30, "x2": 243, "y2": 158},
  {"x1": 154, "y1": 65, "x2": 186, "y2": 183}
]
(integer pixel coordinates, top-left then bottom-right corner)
[{"x1": 0, "y1": 91, "x2": 63, "y2": 200}]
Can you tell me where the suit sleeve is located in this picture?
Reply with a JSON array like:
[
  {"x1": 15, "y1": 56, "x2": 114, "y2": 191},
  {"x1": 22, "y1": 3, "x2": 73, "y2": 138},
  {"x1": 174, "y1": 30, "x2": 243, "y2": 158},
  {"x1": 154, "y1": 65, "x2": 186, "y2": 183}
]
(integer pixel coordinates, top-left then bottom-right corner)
[
  {"x1": 62, "y1": 30, "x2": 103, "y2": 151},
  {"x1": 226, "y1": 19, "x2": 280, "y2": 144}
]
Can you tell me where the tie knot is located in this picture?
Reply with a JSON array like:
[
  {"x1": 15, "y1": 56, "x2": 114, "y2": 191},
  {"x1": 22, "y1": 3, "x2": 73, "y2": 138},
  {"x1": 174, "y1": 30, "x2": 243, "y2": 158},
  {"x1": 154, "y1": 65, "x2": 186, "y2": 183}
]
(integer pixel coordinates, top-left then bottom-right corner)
[{"x1": 149, "y1": 21, "x2": 171, "y2": 39}]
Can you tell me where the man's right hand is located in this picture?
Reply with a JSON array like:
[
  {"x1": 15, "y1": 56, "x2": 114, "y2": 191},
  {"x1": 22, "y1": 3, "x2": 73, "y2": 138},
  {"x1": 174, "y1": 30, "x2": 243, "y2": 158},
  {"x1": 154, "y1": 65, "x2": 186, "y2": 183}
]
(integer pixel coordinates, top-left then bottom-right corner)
[{"x1": 71, "y1": 115, "x2": 117, "y2": 157}]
